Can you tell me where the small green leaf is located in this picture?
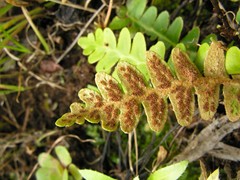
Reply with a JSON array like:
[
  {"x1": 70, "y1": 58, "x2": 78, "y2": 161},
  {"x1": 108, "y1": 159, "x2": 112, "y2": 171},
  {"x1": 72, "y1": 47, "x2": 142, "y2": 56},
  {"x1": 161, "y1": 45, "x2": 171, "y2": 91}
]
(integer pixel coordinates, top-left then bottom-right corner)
[
  {"x1": 38, "y1": 153, "x2": 62, "y2": 169},
  {"x1": 130, "y1": 32, "x2": 146, "y2": 63},
  {"x1": 140, "y1": 6, "x2": 158, "y2": 27},
  {"x1": 68, "y1": 164, "x2": 82, "y2": 180},
  {"x1": 149, "y1": 41, "x2": 165, "y2": 59},
  {"x1": 109, "y1": 17, "x2": 130, "y2": 30},
  {"x1": 226, "y1": 46, "x2": 240, "y2": 74},
  {"x1": 117, "y1": 28, "x2": 131, "y2": 54},
  {"x1": 166, "y1": 17, "x2": 183, "y2": 46},
  {"x1": 79, "y1": 169, "x2": 116, "y2": 180},
  {"x1": 207, "y1": 169, "x2": 219, "y2": 180},
  {"x1": 153, "y1": 11, "x2": 169, "y2": 33},
  {"x1": 36, "y1": 167, "x2": 63, "y2": 180},
  {"x1": 103, "y1": 28, "x2": 116, "y2": 48},
  {"x1": 109, "y1": 7, "x2": 130, "y2": 29},
  {"x1": 127, "y1": 0, "x2": 147, "y2": 19},
  {"x1": 180, "y1": 27, "x2": 200, "y2": 51},
  {"x1": 201, "y1": 34, "x2": 217, "y2": 44},
  {"x1": 195, "y1": 43, "x2": 210, "y2": 72},
  {"x1": 147, "y1": 160, "x2": 188, "y2": 180},
  {"x1": 62, "y1": 169, "x2": 68, "y2": 180},
  {"x1": 236, "y1": 8, "x2": 240, "y2": 24},
  {"x1": 133, "y1": 176, "x2": 140, "y2": 180},
  {"x1": 88, "y1": 47, "x2": 105, "y2": 64},
  {"x1": 55, "y1": 146, "x2": 72, "y2": 167}
]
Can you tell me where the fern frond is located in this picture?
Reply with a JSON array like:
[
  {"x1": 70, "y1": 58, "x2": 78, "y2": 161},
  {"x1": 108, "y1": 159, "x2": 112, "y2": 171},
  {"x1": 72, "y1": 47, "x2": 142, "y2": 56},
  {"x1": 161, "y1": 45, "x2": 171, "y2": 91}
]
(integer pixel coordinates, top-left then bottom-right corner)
[
  {"x1": 109, "y1": 0, "x2": 200, "y2": 49},
  {"x1": 56, "y1": 41, "x2": 240, "y2": 133},
  {"x1": 78, "y1": 27, "x2": 151, "y2": 78}
]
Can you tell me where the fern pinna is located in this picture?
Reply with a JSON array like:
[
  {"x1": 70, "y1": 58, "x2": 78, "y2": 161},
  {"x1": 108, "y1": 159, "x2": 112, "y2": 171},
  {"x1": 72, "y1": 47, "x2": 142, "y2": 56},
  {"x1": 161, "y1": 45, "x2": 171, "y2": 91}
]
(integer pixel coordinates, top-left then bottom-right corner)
[{"x1": 56, "y1": 41, "x2": 240, "y2": 133}]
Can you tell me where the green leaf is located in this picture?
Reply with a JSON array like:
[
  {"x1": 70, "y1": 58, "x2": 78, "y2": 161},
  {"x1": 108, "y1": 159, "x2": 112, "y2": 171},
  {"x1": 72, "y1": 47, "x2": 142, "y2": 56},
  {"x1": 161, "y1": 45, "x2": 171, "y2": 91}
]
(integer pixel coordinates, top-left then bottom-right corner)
[
  {"x1": 127, "y1": 0, "x2": 147, "y2": 19},
  {"x1": 109, "y1": 1, "x2": 197, "y2": 49},
  {"x1": 62, "y1": 169, "x2": 68, "y2": 180},
  {"x1": 195, "y1": 43, "x2": 210, "y2": 72},
  {"x1": 147, "y1": 161, "x2": 188, "y2": 180},
  {"x1": 225, "y1": 46, "x2": 240, "y2": 74},
  {"x1": 130, "y1": 32, "x2": 146, "y2": 62},
  {"x1": 109, "y1": 7, "x2": 129, "y2": 30},
  {"x1": 68, "y1": 164, "x2": 82, "y2": 180},
  {"x1": 180, "y1": 27, "x2": 200, "y2": 51},
  {"x1": 236, "y1": 8, "x2": 240, "y2": 24},
  {"x1": 117, "y1": 28, "x2": 131, "y2": 54},
  {"x1": 78, "y1": 27, "x2": 148, "y2": 79},
  {"x1": 153, "y1": 11, "x2": 169, "y2": 33},
  {"x1": 109, "y1": 16, "x2": 130, "y2": 30},
  {"x1": 166, "y1": 17, "x2": 183, "y2": 47},
  {"x1": 133, "y1": 176, "x2": 140, "y2": 180},
  {"x1": 55, "y1": 146, "x2": 72, "y2": 167},
  {"x1": 207, "y1": 169, "x2": 219, "y2": 180},
  {"x1": 201, "y1": 34, "x2": 217, "y2": 44},
  {"x1": 149, "y1": 41, "x2": 166, "y2": 59},
  {"x1": 38, "y1": 153, "x2": 62, "y2": 169},
  {"x1": 36, "y1": 167, "x2": 63, "y2": 180},
  {"x1": 79, "y1": 169, "x2": 116, "y2": 180}
]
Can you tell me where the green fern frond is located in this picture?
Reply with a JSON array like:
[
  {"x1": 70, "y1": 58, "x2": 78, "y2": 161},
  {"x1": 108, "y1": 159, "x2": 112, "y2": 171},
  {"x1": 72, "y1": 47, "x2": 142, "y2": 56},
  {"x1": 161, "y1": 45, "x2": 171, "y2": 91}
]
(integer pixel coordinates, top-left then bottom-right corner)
[
  {"x1": 109, "y1": 0, "x2": 200, "y2": 49},
  {"x1": 56, "y1": 41, "x2": 240, "y2": 133},
  {"x1": 78, "y1": 27, "x2": 166, "y2": 79}
]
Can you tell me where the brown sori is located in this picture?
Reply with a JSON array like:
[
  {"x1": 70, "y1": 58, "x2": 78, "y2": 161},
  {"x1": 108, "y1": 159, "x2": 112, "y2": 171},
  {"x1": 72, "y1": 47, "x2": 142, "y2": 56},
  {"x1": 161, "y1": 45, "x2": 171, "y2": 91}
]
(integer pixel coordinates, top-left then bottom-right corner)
[{"x1": 56, "y1": 41, "x2": 240, "y2": 133}]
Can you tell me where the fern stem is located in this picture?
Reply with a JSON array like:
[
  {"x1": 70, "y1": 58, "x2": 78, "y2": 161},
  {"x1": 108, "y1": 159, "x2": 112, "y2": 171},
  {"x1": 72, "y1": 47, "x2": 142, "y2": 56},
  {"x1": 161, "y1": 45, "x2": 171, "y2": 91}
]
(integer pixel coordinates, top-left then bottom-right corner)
[
  {"x1": 128, "y1": 132, "x2": 134, "y2": 175},
  {"x1": 127, "y1": 15, "x2": 177, "y2": 47},
  {"x1": 133, "y1": 129, "x2": 138, "y2": 176}
]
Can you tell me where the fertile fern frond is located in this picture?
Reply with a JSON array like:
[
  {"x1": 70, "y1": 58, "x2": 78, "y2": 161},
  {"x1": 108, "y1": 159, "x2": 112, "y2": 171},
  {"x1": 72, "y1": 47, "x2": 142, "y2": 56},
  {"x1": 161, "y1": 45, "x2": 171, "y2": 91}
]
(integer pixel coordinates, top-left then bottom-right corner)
[
  {"x1": 109, "y1": 0, "x2": 200, "y2": 49},
  {"x1": 56, "y1": 41, "x2": 240, "y2": 133}
]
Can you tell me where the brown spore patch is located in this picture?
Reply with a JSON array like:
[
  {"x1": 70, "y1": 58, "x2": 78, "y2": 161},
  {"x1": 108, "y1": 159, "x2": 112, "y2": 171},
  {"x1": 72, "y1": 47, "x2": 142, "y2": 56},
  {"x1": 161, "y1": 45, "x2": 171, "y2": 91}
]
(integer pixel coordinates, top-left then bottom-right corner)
[
  {"x1": 146, "y1": 92, "x2": 165, "y2": 118},
  {"x1": 171, "y1": 84, "x2": 193, "y2": 120},
  {"x1": 120, "y1": 98, "x2": 140, "y2": 132},
  {"x1": 88, "y1": 109, "x2": 101, "y2": 122},
  {"x1": 100, "y1": 80, "x2": 107, "y2": 86},
  {"x1": 203, "y1": 102, "x2": 209, "y2": 112},
  {"x1": 173, "y1": 48, "x2": 201, "y2": 82},
  {"x1": 147, "y1": 52, "x2": 173, "y2": 90},
  {"x1": 119, "y1": 65, "x2": 146, "y2": 96},
  {"x1": 102, "y1": 104, "x2": 119, "y2": 130},
  {"x1": 106, "y1": 79, "x2": 123, "y2": 101}
]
